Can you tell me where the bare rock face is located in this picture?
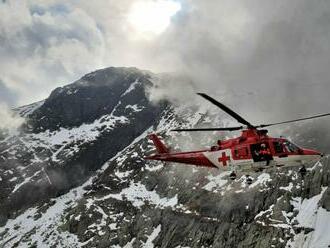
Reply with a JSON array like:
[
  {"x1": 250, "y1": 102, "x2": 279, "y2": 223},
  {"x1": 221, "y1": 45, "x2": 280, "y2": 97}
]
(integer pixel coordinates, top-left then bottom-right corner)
[{"x1": 0, "y1": 66, "x2": 330, "y2": 248}]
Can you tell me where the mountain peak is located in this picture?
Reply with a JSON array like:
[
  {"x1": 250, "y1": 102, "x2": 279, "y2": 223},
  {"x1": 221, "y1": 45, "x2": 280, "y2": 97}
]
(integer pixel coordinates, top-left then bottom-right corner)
[{"x1": 28, "y1": 66, "x2": 155, "y2": 132}]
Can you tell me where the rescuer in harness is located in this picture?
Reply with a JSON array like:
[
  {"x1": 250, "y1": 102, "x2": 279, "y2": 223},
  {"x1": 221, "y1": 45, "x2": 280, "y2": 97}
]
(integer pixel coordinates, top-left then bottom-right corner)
[{"x1": 259, "y1": 143, "x2": 271, "y2": 166}]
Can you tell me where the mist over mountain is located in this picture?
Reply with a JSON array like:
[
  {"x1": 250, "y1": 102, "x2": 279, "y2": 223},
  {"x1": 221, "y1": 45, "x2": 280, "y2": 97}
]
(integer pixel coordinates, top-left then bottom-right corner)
[{"x1": 0, "y1": 67, "x2": 329, "y2": 247}]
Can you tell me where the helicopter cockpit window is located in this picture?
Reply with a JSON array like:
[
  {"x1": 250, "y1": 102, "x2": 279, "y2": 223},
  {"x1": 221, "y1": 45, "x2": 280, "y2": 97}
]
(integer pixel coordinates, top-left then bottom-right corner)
[
  {"x1": 273, "y1": 141, "x2": 285, "y2": 154},
  {"x1": 283, "y1": 141, "x2": 300, "y2": 153}
]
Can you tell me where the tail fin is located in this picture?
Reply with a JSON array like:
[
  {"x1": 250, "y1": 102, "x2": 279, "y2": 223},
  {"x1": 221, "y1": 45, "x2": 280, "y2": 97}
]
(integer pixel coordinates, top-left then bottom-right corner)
[{"x1": 148, "y1": 134, "x2": 169, "y2": 154}]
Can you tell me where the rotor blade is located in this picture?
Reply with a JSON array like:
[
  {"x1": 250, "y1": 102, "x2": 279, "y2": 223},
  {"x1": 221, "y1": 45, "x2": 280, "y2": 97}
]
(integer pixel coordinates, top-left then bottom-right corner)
[
  {"x1": 197, "y1": 93, "x2": 254, "y2": 127},
  {"x1": 256, "y1": 112, "x2": 330, "y2": 128},
  {"x1": 171, "y1": 126, "x2": 243, "y2": 132}
]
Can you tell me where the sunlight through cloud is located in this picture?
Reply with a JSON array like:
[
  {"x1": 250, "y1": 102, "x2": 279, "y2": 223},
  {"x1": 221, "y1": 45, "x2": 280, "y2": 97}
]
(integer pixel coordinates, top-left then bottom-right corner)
[{"x1": 127, "y1": 0, "x2": 181, "y2": 38}]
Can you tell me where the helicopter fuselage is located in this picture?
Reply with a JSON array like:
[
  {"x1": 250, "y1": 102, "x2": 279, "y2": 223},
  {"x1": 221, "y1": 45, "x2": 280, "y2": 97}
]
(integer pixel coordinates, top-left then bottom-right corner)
[{"x1": 146, "y1": 129, "x2": 322, "y2": 172}]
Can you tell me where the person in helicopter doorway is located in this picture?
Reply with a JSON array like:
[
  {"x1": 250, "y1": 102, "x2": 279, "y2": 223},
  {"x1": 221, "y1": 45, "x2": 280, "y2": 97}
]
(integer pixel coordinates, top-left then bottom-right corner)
[{"x1": 259, "y1": 143, "x2": 272, "y2": 166}]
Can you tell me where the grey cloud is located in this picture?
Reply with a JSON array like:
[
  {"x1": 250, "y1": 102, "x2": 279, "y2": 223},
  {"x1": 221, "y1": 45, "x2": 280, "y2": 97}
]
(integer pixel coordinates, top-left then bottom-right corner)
[
  {"x1": 1, "y1": 0, "x2": 330, "y2": 128},
  {"x1": 144, "y1": 0, "x2": 330, "y2": 123},
  {"x1": 0, "y1": 80, "x2": 24, "y2": 131},
  {"x1": 0, "y1": 0, "x2": 105, "y2": 105},
  {"x1": 0, "y1": 79, "x2": 18, "y2": 106}
]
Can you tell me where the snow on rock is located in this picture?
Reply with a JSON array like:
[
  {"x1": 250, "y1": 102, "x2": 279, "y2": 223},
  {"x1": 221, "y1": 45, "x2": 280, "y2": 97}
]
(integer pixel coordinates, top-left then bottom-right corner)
[
  {"x1": 143, "y1": 225, "x2": 162, "y2": 248},
  {"x1": 20, "y1": 113, "x2": 129, "y2": 163},
  {"x1": 0, "y1": 184, "x2": 85, "y2": 247},
  {"x1": 0, "y1": 117, "x2": 155, "y2": 247},
  {"x1": 145, "y1": 163, "x2": 164, "y2": 172},
  {"x1": 12, "y1": 171, "x2": 42, "y2": 193},
  {"x1": 14, "y1": 100, "x2": 45, "y2": 118},
  {"x1": 248, "y1": 173, "x2": 272, "y2": 188},
  {"x1": 104, "y1": 182, "x2": 178, "y2": 208},
  {"x1": 287, "y1": 187, "x2": 330, "y2": 248},
  {"x1": 122, "y1": 79, "x2": 140, "y2": 96},
  {"x1": 255, "y1": 204, "x2": 275, "y2": 222},
  {"x1": 291, "y1": 188, "x2": 327, "y2": 228},
  {"x1": 30, "y1": 114, "x2": 128, "y2": 147},
  {"x1": 202, "y1": 172, "x2": 228, "y2": 192},
  {"x1": 307, "y1": 207, "x2": 330, "y2": 248},
  {"x1": 125, "y1": 104, "x2": 144, "y2": 112},
  {"x1": 115, "y1": 169, "x2": 134, "y2": 179},
  {"x1": 280, "y1": 182, "x2": 294, "y2": 192}
]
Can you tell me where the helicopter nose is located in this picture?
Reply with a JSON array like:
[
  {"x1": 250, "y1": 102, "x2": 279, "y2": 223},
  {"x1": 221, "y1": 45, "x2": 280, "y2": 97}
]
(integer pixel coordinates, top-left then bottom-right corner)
[{"x1": 302, "y1": 148, "x2": 322, "y2": 156}]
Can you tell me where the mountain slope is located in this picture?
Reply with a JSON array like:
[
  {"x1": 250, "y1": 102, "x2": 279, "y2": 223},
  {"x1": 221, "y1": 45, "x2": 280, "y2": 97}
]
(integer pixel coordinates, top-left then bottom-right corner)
[
  {"x1": 0, "y1": 67, "x2": 330, "y2": 248},
  {"x1": 0, "y1": 67, "x2": 167, "y2": 226}
]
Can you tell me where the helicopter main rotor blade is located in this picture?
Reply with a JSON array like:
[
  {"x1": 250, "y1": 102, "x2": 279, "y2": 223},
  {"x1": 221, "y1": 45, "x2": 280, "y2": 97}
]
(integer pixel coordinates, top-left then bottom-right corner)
[
  {"x1": 256, "y1": 112, "x2": 330, "y2": 128},
  {"x1": 197, "y1": 93, "x2": 254, "y2": 128},
  {"x1": 171, "y1": 126, "x2": 244, "y2": 132}
]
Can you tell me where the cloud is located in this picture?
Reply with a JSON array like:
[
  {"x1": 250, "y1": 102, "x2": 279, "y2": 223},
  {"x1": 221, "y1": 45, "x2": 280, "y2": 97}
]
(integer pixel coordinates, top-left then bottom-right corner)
[
  {"x1": 0, "y1": 103, "x2": 24, "y2": 132},
  {"x1": 0, "y1": 79, "x2": 19, "y2": 106},
  {"x1": 143, "y1": 0, "x2": 330, "y2": 123},
  {"x1": 0, "y1": 79, "x2": 23, "y2": 133},
  {"x1": 0, "y1": 0, "x2": 105, "y2": 106},
  {"x1": 1, "y1": 0, "x2": 330, "y2": 128}
]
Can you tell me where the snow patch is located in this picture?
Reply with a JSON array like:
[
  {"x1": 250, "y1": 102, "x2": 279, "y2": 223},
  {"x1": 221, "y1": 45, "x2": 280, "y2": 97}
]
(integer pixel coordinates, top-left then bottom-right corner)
[
  {"x1": 104, "y1": 182, "x2": 178, "y2": 208},
  {"x1": 280, "y1": 182, "x2": 294, "y2": 192},
  {"x1": 145, "y1": 163, "x2": 164, "y2": 172},
  {"x1": 288, "y1": 187, "x2": 330, "y2": 248},
  {"x1": 14, "y1": 100, "x2": 45, "y2": 118},
  {"x1": 122, "y1": 79, "x2": 140, "y2": 96},
  {"x1": 203, "y1": 172, "x2": 228, "y2": 192},
  {"x1": 125, "y1": 104, "x2": 144, "y2": 112},
  {"x1": 291, "y1": 187, "x2": 327, "y2": 228},
  {"x1": 249, "y1": 173, "x2": 271, "y2": 188},
  {"x1": 144, "y1": 225, "x2": 161, "y2": 248}
]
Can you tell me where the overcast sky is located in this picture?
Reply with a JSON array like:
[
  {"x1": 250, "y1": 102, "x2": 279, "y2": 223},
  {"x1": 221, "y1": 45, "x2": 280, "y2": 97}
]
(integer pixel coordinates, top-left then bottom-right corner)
[{"x1": 1, "y1": 0, "x2": 330, "y2": 124}]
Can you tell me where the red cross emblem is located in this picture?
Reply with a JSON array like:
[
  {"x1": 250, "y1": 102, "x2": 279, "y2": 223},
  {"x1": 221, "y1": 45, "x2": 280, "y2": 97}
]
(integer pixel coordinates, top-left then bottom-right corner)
[{"x1": 218, "y1": 152, "x2": 230, "y2": 166}]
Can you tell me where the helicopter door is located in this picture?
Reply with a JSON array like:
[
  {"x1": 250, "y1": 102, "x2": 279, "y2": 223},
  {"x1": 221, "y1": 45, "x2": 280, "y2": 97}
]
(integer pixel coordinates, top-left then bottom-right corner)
[
  {"x1": 272, "y1": 141, "x2": 287, "y2": 157},
  {"x1": 250, "y1": 142, "x2": 273, "y2": 163},
  {"x1": 233, "y1": 146, "x2": 250, "y2": 160}
]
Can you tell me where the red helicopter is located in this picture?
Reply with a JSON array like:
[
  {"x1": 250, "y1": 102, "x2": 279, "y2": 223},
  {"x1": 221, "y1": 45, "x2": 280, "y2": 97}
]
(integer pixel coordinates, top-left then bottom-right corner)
[{"x1": 146, "y1": 93, "x2": 329, "y2": 183}]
